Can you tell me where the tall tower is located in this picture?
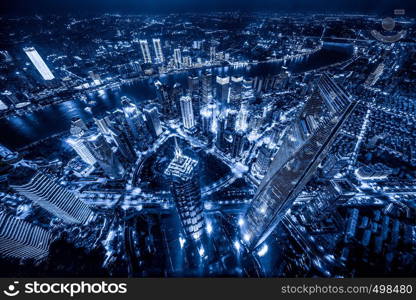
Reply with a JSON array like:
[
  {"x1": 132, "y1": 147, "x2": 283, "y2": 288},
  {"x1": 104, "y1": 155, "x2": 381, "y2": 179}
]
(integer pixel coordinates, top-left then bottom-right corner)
[
  {"x1": 180, "y1": 96, "x2": 195, "y2": 129},
  {"x1": 87, "y1": 133, "x2": 125, "y2": 179},
  {"x1": 164, "y1": 140, "x2": 205, "y2": 240},
  {"x1": 210, "y1": 46, "x2": 216, "y2": 62},
  {"x1": 252, "y1": 144, "x2": 274, "y2": 176},
  {"x1": 229, "y1": 76, "x2": 243, "y2": 108},
  {"x1": 121, "y1": 96, "x2": 143, "y2": 141},
  {"x1": 66, "y1": 136, "x2": 97, "y2": 166},
  {"x1": 70, "y1": 117, "x2": 88, "y2": 132},
  {"x1": 231, "y1": 130, "x2": 245, "y2": 159},
  {"x1": 143, "y1": 106, "x2": 162, "y2": 138},
  {"x1": 173, "y1": 48, "x2": 182, "y2": 69},
  {"x1": 243, "y1": 74, "x2": 357, "y2": 248},
  {"x1": 0, "y1": 211, "x2": 52, "y2": 260},
  {"x1": 235, "y1": 102, "x2": 249, "y2": 132},
  {"x1": 200, "y1": 106, "x2": 213, "y2": 135},
  {"x1": 108, "y1": 123, "x2": 137, "y2": 163},
  {"x1": 201, "y1": 72, "x2": 213, "y2": 106},
  {"x1": 23, "y1": 47, "x2": 54, "y2": 80},
  {"x1": 9, "y1": 167, "x2": 94, "y2": 224},
  {"x1": 152, "y1": 38, "x2": 164, "y2": 63},
  {"x1": 139, "y1": 40, "x2": 152, "y2": 64},
  {"x1": 216, "y1": 75, "x2": 230, "y2": 105}
]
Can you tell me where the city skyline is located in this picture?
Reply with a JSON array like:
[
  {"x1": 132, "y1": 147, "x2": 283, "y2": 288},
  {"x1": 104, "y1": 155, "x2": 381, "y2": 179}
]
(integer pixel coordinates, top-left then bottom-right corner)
[{"x1": 0, "y1": 8, "x2": 415, "y2": 278}]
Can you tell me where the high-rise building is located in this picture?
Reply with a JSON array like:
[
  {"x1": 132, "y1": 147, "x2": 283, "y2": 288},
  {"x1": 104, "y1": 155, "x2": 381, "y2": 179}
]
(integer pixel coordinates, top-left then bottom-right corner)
[
  {"x1": 210, "y1": 46, "x2": 216, "y2": 61},
  {"x1": 143, "y1": 106, "x2": 162, "y2": 138},
  {"x1": 188, "y1": 75, "x2": 199, "y2": 96},
  {"x1": 0, "y1": 211, "x2": 52, "y2": 260},
  {"x1": 200, "y1": 106, "x2": 213, "y2": 135},
  {"x1": 242, "y1": 78, "x2": 255, "y2": 101},
  {"x1": 23, "y1": 47, "x2": 55, "y2": 80},
  {"x1": 182, "y1": 56, "x2": 192, "y2": 68},
  {"x1": 215, "y1": 114, "x2": 228, "y2": 152},
  {"x1": 121, "y1": 96, "x2": 143, "y2": 141},
  {"x1": 230, "y1": 76, "x2": 243, "y2": 107},
  {"x1": 139, "y1": 40, "x2": 152, "y2": 64},
  {"x1": 180, "y1": 96, "x2": 195, "y2": 129},
  {"x1": 87, "y1": 133, "x2": 125, "y2": 179},
  {"x1": 152, "y1": 38, "x2": 164, "y2": 63},
  {"x1": 173, "y1": 48, "x2": 182, "y2": 69},
  {"x1": 108, "y1": 124, "x2": 137, "y2": 163},
  {"x1": 253, "y1": 144, "x2": 274, "y2": 176},
  {"x1": 231, "y1": 130, "x2": 245, "y2": 158},
  {"x1": 155, "y1": 80, "x2": 177, "y2": 119},
  {"x1": 9, "y1": 167, "x2": 94, "y2": 224},
  {"x1": 66, "y1": 136, "x2": 97, "y2": 166},
  {"x1": 243, "y1": 74, "x2": 357, "y2": 248},
  {"x1": 71, "y1": 117, "x2": 88, "y2": 132},
  {"x1": 216, "y1": 76, "x2": 230, "y2": 105},
  {"x1": 164, "y1": 141, "x2": 205, "y2": 240},
  {"x1": 201, "y1": 72, "x2": 213, "y2": 106},
  {"x1": 235, "y1": 102, "x2": 249, "y2": 132},
  {"x1": 94, "y1": 115, "x2": 113, "y2": 136}
]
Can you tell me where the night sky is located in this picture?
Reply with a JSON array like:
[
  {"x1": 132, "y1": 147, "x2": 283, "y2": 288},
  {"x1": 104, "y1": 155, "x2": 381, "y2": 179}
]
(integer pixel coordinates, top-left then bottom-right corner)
[{"x1": 1, "y1": 0, "x2": 415, "y2": 16}]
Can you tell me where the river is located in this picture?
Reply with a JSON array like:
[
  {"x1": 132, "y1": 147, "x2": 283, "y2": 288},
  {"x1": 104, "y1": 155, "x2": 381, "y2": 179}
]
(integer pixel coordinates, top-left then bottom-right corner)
[{"x1": 0, "y1": 42, "x2": 353, "y2": 150}]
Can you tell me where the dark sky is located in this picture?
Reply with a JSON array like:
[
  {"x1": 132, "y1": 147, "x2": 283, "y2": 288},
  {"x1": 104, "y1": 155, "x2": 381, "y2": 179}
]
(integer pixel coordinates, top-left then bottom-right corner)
[{"x1": 1, "y1": 0, "x2": 415, "y2": 16}]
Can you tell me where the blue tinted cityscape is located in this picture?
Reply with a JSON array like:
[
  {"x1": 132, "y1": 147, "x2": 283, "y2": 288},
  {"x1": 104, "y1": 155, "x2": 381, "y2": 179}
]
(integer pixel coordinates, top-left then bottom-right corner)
[{"x1": 0, "y1": 5, "x2": 415, "y2": 277}]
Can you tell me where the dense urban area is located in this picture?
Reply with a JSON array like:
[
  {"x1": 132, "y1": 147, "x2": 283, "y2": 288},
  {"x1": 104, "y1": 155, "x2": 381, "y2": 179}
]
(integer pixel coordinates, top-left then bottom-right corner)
[{"x1": 0, "y1": 11, "x2": 415, "y2": 277}]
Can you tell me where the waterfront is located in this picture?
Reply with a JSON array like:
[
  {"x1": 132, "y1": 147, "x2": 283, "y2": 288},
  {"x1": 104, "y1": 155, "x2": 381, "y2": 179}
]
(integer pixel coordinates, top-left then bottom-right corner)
[{"x1": 0, "y1": 42, "x2": 352, "y2": 150}]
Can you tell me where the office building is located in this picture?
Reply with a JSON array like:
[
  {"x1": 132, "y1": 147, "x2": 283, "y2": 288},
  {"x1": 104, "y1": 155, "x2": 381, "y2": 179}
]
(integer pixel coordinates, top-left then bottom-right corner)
[
  {"x1": 216, "y1": 76, "x2": 230, "y2": 105},
  {"x1": 243, "y1": 74, "x2": 357, "y2": 248},
  {"x1": 87, "y1": 133, "x2": 125, "y2": 179},
  {"x1": 144, "y1": 106, "x2": 162, "y2": 138},
  {"x1": 66, "y1": 136, "x2": 97, "y2": 166},
  {"x1": 23, "y1": 47, "x2": 55, "y2": 80},
  {"x1": 164, "y1": 141, "x2": 205, "y2": 240},
  {"x1": 152, "y1": 38, "x2": 164, "y2": 63},
  {"x1": 174, "y1": 48, "x2": 182, "y2": 69},
  {"x1": 180, "y1": 96, "x2": 195, "y2": 129},
  {"x1": 201, "y1": 72, "x2": 213, "y2": 106},
  {"x1": 0, "y1": 211, "x2": 52, "y2": 260},
  {"x1": 9, "y1": 167, "x2": 94, "y2": 224},
  {"x1": 139, "y1": 40, "x2": 152, "y2": 64}
]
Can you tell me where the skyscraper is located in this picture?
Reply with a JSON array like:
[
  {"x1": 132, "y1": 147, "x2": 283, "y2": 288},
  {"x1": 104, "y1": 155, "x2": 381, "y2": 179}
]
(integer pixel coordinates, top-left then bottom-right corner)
[
  {"x1": 210, "y1": 46, "x2": 216, "y2": 61},
  {"x1": 231, "y1": 130, "x2": 245, "y2": 159},
  {"x1": 201, "y1": 72, "x2": 213, "y2": 106},
  {"x1": 252, "y1": 144, "x2": 274, "y2": 176},
  {"x1": 152, "y1": 38, "x2": 164, "y2": 63},
  {"x1": 108, "y1": 124, "x2": 137, "y2": 163},
  {"x1": 0, "y1": 211, "x2": 52, "y2": 260},
  {"x1": 23, "y1": 47, "x2": 55, "y2": 80},
  {"x1": 215, "y1": 114, "x2": 228, "y2": 152},
  {"x1": 139, "y1": 40, "x2": 152, "y2": 64},
  {"x1": 243, "y1": 74, "x2": 357, "y2": 248},
  {"x1": 143, "y1": 106, "x2": 162, "y2": 138},
  {"x1": 71, "y1": 117, "x2": 88, "y2": 132},
  {"x1": 121, "y1": 96, "x2": 143, "y2": 141},
  {"x1": 9, "y1": 167, "x2": 94, "y2": 224},
  {"x1": 200, "y1": 106, "x2": 213, "y2": 135},
  {"x1": 235, "y1": 102, "x2": 249, "y2": 132},
  {"x1": 164, "y1": 141, "x2": 205, "y2": 240},
  {"x1": 87, "y1": 133, "x2": 125, "y2": 179},
  {"x1": 216, "y1": 75, "x2": 230, "y2": 105},
  {"x1": 66, "y1": 136, "x2": 97, "y2": 166},
  {"x1": 173, "y1": 48, "x2": 182, "y2": 69},
  {"x1": 94, "y1": 115, "x2": 113, "y2": 136},
  {"x1": 180, "y1": 96, "x2": 195, "y2": 130},
  {"x1": 229, "y1": 76, "x2": 243, "y2": 108}
]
